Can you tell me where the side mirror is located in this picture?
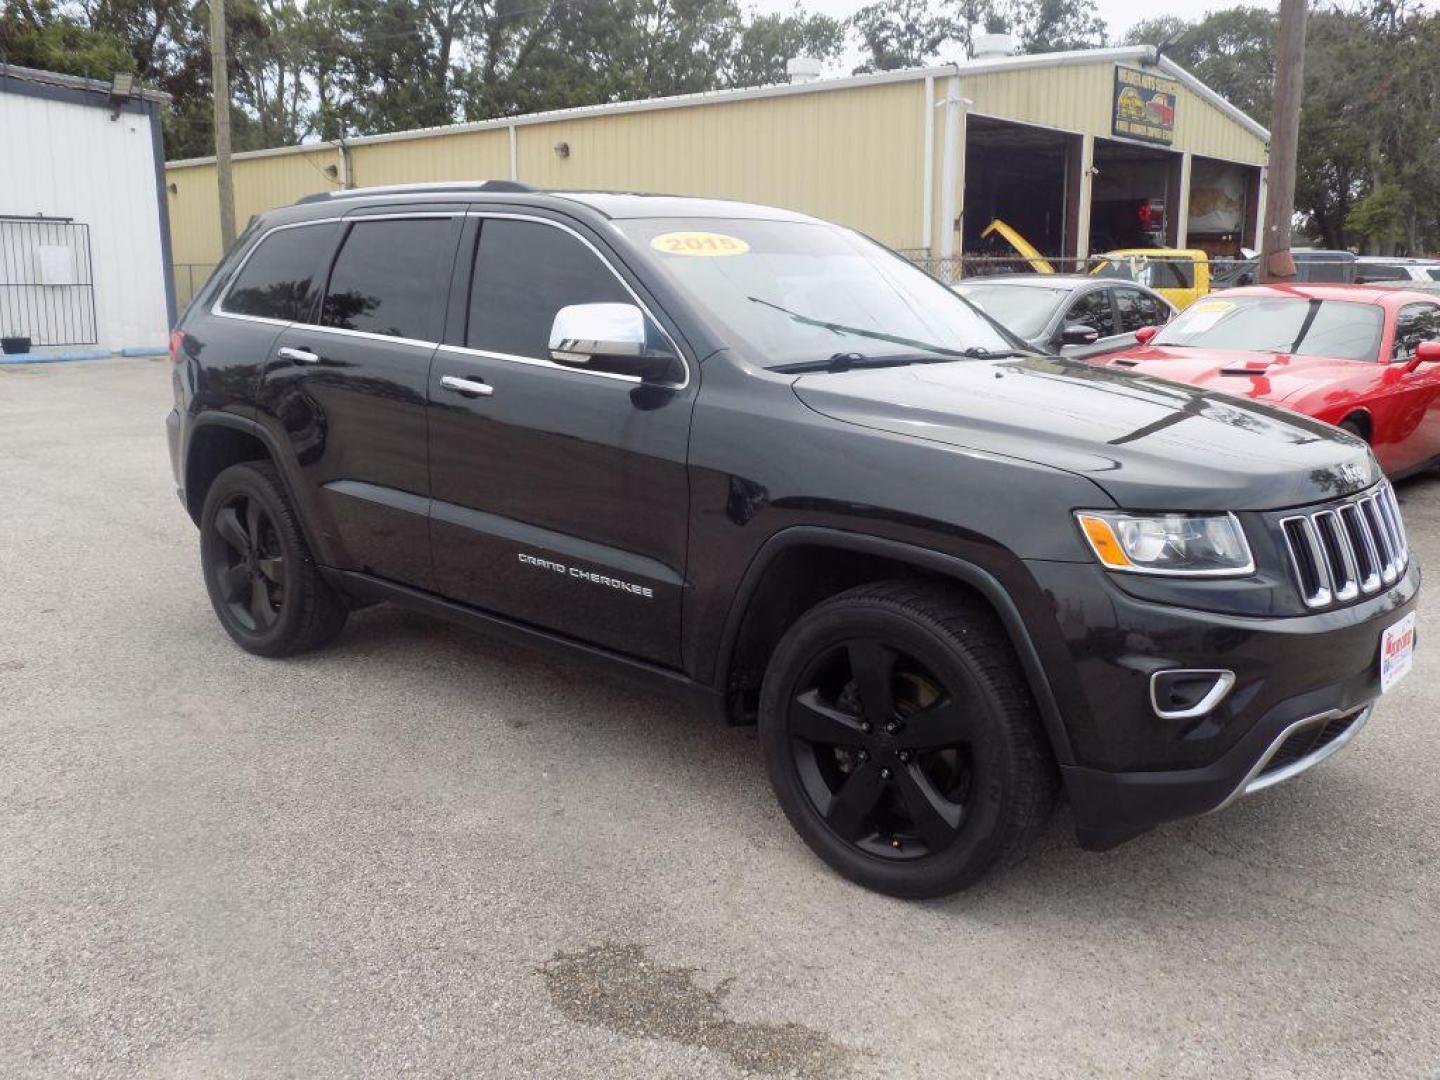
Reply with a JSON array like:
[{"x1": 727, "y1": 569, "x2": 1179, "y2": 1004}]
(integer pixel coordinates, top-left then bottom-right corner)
[
  {"x1": 549, "y1": 303, "x2": 682, "y2": 384},
  {"x1": 1134, "y1": 325, "x2": 1159, "y2": 345},
  {"x1": 1060, "y1": 323, "x2": 1101, "y2": 346},
  {"x1": 1414, "y1": 340, "x2": 1440, "y2": 363}
]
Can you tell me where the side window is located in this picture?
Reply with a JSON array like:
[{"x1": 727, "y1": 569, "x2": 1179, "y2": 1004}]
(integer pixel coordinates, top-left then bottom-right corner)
[
  {"x1": 221, "y1": 224, "x2": 333, "y2": 321},
  {"x1": 1393, "y1": 303, "x2": 1440, "y2": 360},
  {"x1": 467, "y1": 219, "x2": 631, "y2": 359},
  {"x1": 1065, "y1": 290, "x2": 1117, "y2": 338},
  {"x1": 321, "y1": 218, "x2": 455, "y2": 340},
  {"x1": 1114, "y1": 288, "x2": 1165, "y2": 334}
]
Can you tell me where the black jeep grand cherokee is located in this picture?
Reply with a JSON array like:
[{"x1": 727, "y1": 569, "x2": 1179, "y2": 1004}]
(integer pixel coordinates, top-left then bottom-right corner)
[{"x1": 167, "y1": 182, "x2": 1420, "y2": 897}]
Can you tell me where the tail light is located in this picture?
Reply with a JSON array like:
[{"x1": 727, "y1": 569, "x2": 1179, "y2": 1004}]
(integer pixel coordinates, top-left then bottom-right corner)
[{"x1": 169, "y1": 328, "x2": 186, "y2": 363}]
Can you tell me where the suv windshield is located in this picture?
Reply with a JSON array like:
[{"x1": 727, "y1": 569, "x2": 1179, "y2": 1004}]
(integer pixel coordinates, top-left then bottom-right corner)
[
  {"x1": 1153, "y1": 295, "x2": 1384, "y2": 361},
  {"x1": 618, "y1": 218, "x2": 1019, "y2": 367}
]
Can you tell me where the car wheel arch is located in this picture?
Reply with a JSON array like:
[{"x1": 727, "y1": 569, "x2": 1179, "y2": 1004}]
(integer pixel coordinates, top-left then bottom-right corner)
[
  {"x1": 184, "y1": 412, "x2": 336, "y2": 567},
  {"x1": 713, "y1": 526, "x2": 1076, "y2": 767}
]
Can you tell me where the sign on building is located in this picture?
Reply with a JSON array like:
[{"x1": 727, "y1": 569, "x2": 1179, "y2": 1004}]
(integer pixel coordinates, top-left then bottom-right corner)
[{"x1": 1112, "y1": 66, "x2": 1178, "y2": 146}]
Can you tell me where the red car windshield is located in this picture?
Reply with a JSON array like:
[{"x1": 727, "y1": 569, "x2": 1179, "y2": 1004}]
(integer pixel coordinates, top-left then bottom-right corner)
[{"x1": 1153, "y1": 296, "x2": 1384, "y2": 361}]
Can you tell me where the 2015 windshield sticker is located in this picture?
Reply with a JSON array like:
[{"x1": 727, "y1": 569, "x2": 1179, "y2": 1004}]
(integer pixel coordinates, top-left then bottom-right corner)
[
  {"x1": 650, "y1": 231, "x2": 750, "y2": 257},
  {"x1": 518, "y1": 553, "x2": 654, "y2": 599}
]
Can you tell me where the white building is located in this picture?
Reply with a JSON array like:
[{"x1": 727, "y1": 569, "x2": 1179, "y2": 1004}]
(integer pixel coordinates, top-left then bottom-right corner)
[{"x1": 0, "y1": 64, "x2": 172, "y2": 357}]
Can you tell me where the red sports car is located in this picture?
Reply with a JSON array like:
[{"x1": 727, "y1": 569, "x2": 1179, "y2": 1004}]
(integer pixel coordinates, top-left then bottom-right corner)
[{"x1": 1094, "y1": 284, "x2": 1440, "y2": 476}]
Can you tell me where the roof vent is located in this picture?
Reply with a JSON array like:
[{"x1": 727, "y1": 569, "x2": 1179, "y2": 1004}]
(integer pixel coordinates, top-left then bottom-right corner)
[
  {"x1": 971, "y1": 32, "x2": 1015, "y2": 59},
  {"x1": 786, "y1": 56, "x2": 823, "y2": 85}
]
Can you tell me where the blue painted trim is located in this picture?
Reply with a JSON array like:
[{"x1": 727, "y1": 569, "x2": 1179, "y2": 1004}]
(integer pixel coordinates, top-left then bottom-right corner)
[
  {"x1": 121, "y1": 344, "x2": 168, "y2": 356},
  {"x1": 0, "y1": 349, "x2": 113, "y2": 365},
  {"x1": 148, "y1": 99, "x2": 178, "y2": 328}
]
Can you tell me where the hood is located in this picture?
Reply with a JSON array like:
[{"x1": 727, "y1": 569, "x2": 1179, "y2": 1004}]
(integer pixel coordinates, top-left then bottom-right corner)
[
  {"x1": 1100, "y1": 345, "x2": 1363, "y2": 405},
  {"x1": 792, "y1": 355, "x2": 1379, "y2": 512}
]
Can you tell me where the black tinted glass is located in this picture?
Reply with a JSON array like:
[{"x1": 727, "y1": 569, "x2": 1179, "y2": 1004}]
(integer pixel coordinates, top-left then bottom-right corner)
[
  {"x1": 224, "y1": 225, "x2": 331, "y2": 321},
  {"x1": 467, "y1": 219, "x2": 629, "y2": 358},
  {"x1": 1115, "y1": 288, "x2": 1164, "y2": 333},
  {"x1": 1066, "y1": 291, "x2": 1116, "y2": 337},
  {"x1": 322, "y1": 219, "x2": 454, "y2": 339}
]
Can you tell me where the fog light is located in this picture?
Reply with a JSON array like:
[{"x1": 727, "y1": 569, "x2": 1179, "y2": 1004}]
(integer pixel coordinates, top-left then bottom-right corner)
[{"x1": 1150, "y1": 669, "x2": 1235, "y2": 720}]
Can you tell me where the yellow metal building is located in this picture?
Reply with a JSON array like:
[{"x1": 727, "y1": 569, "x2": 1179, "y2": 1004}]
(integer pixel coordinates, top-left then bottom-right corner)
[{"x1": 165, "y1": 46, "x2": 1269, "y2": 303}]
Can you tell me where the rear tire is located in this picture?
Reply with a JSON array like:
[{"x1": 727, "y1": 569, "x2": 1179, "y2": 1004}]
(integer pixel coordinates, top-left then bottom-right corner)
[
  {"x1": 199, "y1": 461, "x2": 348, "y2": 657},
  {"x1": 758, "y1": 580, "x2": 1057, "y2": 898}
]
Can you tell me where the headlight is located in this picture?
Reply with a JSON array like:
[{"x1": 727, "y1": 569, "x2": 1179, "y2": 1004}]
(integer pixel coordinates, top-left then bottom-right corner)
[{"x1": 1075, "y1": 511, "x2": 1254, "y2": 576}]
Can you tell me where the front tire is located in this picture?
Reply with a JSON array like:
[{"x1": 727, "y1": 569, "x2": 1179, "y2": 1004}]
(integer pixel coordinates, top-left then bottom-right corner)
[
  {"x1": 199, "y1": 461, "x2": 348, "y2": 657},
  {"x1": 758, "y1": 581, "x2": 1057, "y2": 898}
]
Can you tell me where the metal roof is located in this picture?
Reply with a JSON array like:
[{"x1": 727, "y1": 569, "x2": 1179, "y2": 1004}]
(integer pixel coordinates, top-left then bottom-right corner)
[
  {"x1": 167, "y1": 46, "x2": 1269, "y2": 169},
  {"x1": 0, "y1": 62, "x2": 170, "y2": 105}
]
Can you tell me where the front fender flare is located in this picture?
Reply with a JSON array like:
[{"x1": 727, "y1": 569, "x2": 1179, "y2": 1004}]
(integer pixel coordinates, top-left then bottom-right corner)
[{"x1": 713, "y1": 526, "x2": 1075, "y2": 767}]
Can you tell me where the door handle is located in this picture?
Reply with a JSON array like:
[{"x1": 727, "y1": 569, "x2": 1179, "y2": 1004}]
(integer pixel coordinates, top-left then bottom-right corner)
[
  {"x1": 440, "y1": 375, "x2": 494, "y2": 398},
  {"x1": 277, "y1": 346, "x2": 320, "y2": 364}
]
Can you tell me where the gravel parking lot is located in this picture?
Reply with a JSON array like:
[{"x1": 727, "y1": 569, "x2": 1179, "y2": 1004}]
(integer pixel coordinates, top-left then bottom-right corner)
[{"x1": 2, "y1": 355, "x2": 1437, "y2": 1079}]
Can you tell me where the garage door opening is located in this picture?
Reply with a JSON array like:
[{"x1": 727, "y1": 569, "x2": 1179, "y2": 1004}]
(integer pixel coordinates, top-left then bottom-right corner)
[
  {"x1": 964, "y1": 117, "x2": 1073, "y2": 260},
  {"x1": 1188, "y1": 155, "x2": 1260, "y2": 257},
  {"x1": 1089, "y1": 138, "x2": 1179, "y2": 252}
]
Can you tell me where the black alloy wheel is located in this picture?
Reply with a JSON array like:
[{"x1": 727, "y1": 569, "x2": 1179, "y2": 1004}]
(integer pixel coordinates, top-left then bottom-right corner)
[
  {"x1": 199, "y1": 461, "x2": 348, "y2": 657},
  {"x1": 212, "y1": 491, "x2": 286, "y2": 633},
  {"x1": 759, "y1": 581, "x2": 1057, "y2": 897},
  {"x1": 788, "y1": 638, "x2": 976, "y2": 860}
]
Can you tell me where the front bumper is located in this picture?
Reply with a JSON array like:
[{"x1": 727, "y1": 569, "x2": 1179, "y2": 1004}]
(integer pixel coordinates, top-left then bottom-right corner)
[{"x1": 1023, "y1": 558, "x2": 1420, "y2": 849}]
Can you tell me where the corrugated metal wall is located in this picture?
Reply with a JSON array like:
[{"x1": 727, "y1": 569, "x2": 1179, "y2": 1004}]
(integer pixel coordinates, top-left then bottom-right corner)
[
  {"x1": 2, "y1": 88, "x2": 170, "y2": 350},
  {"x1": 964, "y1": 62, "x2": 1266, "y2": 165},
  {"x1": 165, "y1": 58, "x2": 1267, "y2": 294}
]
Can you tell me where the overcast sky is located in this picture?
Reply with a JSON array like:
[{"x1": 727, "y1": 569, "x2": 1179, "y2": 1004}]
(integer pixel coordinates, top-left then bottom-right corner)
[{"x1": 752, "y1": 0, "x2": 1281, "y2": 70}]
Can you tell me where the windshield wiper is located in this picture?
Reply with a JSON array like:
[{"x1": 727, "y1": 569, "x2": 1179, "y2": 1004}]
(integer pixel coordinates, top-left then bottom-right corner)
[
  {"x1": 773, "y1": 351, "x2": 957, "y2": 374},
  {"x1": 959, "y1": 346, "x2": 1032, "y2": 359},
  {"x1": 748, "y1": 296, "x2": 968, "y2": 358}
]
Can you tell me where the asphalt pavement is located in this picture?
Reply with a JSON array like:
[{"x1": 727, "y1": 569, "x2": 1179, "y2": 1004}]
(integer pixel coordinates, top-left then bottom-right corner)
[{"x1": 1, "y1": 356, "x2": 1437, "y2": 1078}]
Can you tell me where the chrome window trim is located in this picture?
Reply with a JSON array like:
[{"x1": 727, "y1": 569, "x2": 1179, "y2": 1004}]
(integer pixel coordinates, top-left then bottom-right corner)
[
  {"x1": 460, "y1": 210, "x2": 690, "y2": 391},
  {"x1": 1213, "y1": 705, "x2": 1373, "y2": 812},
  {"x1": 208, "y1": 208, "x2": 692, "y2": 391},
  {"x1": 436, "y1": 343, "x2": 641, "y2": 385},
  {"x1": 1149, "y1": 669, "x2": 1235, "y2": 720},
  {"x1": 293, "y1": 323, "x2": 439, "y2": 351},
  {"x1": 212, "y1": 213, "x2": 463, "y2": 325}
]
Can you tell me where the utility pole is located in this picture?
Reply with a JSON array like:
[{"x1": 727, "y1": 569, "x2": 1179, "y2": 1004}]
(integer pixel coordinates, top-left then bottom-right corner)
[
  {"x1": 1259, "y1": 0, "x2": 1306, "y2": 283},
  {"x1": 209, "y1": 0, "x2": 236, "y2": 251}
]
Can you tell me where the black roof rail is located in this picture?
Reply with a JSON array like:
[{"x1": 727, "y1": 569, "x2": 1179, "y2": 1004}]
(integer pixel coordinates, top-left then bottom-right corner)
[{"x1": 296, "y1": 180, "x2": 540, "y2": 204}]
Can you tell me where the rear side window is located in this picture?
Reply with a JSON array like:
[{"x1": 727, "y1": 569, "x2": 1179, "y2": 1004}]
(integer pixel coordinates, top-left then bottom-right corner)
[
  {"x1": 222, "y1": 224, "x2": 333, "y2": 321},
  {"x1": 1114, "y1": 288, "x2": 1166, "y2": 333},
  {"x1": 322, "y1": 218, "x2": 456, "y2": 340},
  {"x1": 467, "y1": 219, "x2": 630, "y2": 359},
  {"x1": 1065, "y1": 290, "x2": 1117, "y2": 338}
]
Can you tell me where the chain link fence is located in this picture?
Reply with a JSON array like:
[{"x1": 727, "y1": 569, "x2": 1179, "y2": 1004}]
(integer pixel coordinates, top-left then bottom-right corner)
[{"x1": 896, "y1": 249, "x2": 1391, "y2": 289}]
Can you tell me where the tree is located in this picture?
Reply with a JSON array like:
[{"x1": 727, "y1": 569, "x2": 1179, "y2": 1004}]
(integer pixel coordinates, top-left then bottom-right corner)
[
  {"x1": 729, "y1": 6, "x2": 844, "y2": 87},
  {"x1": 850, "y1": 0, "x2": 965, "y2": 72},
  {"x1": 1126, "y1": 7, "x2": 1275, "y2": 125},
  {"x1": 1006, "y1": 0, "x2": 1105, "y2": 53}
]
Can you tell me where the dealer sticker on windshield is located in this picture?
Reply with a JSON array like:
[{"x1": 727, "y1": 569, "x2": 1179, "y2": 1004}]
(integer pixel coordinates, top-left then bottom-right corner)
[
  {"x1": 1380, "y1": 611, "x2": 1416, "y2": 693},
  {"x1": 651, "y1": 231, "x2": 750, "y2": 256}
]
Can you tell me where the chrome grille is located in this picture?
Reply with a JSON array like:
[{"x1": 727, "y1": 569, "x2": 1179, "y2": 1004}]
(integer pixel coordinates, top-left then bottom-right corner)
[{"x1": 1280, "y1": 483, "x2": 1408, "y2": 609}]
